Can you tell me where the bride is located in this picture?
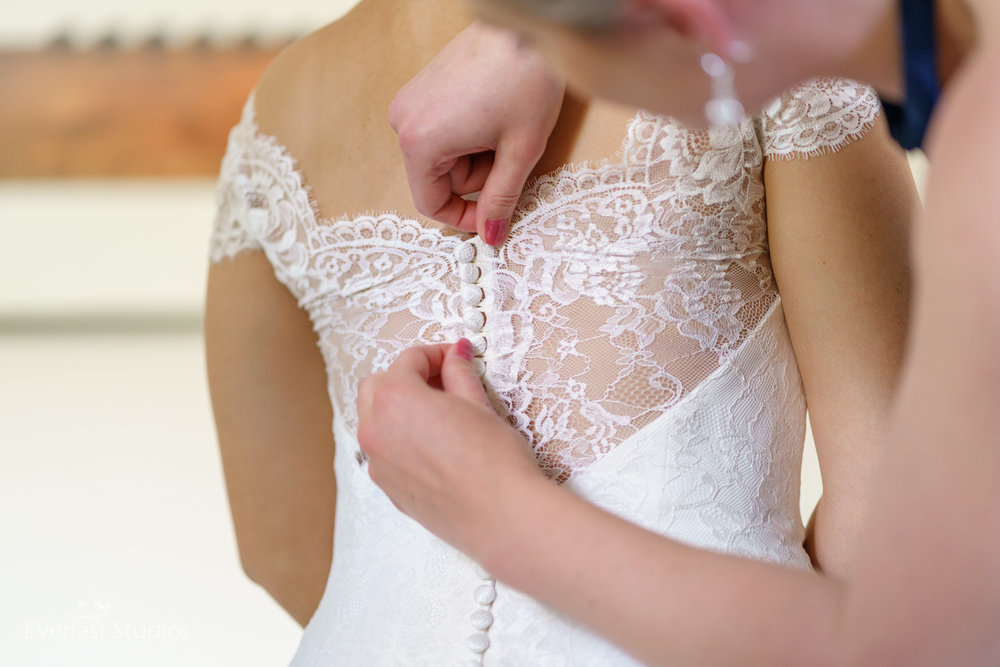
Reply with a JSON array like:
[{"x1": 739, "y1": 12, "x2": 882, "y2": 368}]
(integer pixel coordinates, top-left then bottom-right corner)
[{"x1": 204, "y1": 0, "x2": 916, "y2": 663}]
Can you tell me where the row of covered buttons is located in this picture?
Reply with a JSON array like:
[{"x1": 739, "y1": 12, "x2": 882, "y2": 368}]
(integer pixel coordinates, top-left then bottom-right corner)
[
  {"x1": 457, "y1": 239, "x2": 496, "y2": 663},
  {"x1": 354, "y1": 241, "x2": 488, "y2": 468},
  {"x1": 455, "y1": 241, "x2": 488, "y2": 373},
  {"x1": 464, "y1": 564, "x2": 498, "y2": 663}
]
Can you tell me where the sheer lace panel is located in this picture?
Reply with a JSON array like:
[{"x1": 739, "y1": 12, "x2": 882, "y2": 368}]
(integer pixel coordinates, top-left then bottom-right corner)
[
  {"x1": 208, "y1": 80, "x2": 881, "y2": 484},
  {"x1": 216, "y1": 80, "x2": 880, "y2": 665},
  {"x1": 490, "y1": 114, "x2": 777, "y2": 481}
]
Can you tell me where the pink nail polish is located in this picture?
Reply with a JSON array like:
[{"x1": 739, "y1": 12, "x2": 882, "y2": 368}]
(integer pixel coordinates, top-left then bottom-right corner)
[
  {"x1": 455, "y1": 338, "x2": 474, "y2": 362},
  {"x1": 485, "y1": 219, "x2": 507, "y2": 247}
]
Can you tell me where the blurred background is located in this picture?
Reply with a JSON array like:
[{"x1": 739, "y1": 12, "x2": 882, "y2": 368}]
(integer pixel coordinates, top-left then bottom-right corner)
[
  {"x1": 0, "y1": 1, "x2": 930, "y2": 665},
  {"x1": 0, "y1": 2, "x2": 356, "y2": 665}
]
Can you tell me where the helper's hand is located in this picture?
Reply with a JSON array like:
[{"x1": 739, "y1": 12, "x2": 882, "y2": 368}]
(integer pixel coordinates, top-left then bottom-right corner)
[
  {"x1": 388, "y1": 21, "x2": 565, "y2": 246},
  {"x1": 357, "y1": 340, "x2": 545, "y2": 559}
]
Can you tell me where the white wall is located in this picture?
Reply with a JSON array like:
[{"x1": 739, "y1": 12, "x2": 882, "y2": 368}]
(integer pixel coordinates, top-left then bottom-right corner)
[
  {"x1": 1, "y1": 4, "x2": 364, "y2": 665},
  {"x1": 0, "y1": 181, "x2": 216, "y2": 317},
  {"x1": 0, "y1": 0, "x2": 360, "y2": 48},
  {"x1": 0, "y1": 333, "x2": 302, "y2": 666}
]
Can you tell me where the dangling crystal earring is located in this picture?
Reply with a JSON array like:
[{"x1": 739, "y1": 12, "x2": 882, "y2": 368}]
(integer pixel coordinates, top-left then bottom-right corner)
[{"x1": 701, "y1": 51, "x2": 746, "y2": 127}]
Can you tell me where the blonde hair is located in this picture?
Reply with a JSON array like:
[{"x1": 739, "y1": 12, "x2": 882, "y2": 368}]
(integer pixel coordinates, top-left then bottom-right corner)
[{"x1": 492, "y1": 0, "x2": 622, "y2": 31}]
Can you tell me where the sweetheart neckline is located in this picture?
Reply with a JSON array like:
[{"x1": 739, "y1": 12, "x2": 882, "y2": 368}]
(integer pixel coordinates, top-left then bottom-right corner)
[{"x1": 241, "y1": 88, "x2": 654, "y2": 238}]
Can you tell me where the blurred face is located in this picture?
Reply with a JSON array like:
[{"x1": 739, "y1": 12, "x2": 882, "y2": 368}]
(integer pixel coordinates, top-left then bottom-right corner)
[
  {"x1": 471, "y1": 0, "x2": 715, "y2": 127},
  {"x1": 473, "y1": 0, "x2": 908, "y2": 125}
]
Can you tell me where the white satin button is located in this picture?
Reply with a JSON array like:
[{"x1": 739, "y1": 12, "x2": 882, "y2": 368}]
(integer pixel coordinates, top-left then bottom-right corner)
[
  {"x1": 470, "y1": 609, "x2": 494, "y2": 631},
  {"x1": 474, "y1": 583, "x2": 496, "y2": 606},
  {"x1": 467, "y1": 632, "x2": 490, "y2": 654}
]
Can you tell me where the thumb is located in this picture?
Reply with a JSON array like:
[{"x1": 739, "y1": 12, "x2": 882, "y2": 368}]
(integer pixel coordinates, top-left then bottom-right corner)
[
  {"x1": 441, "y1": 339, "x2": 492, "y2": 409},
  {"x1": 476, "y1": 140, "x2": 541, "y2": 247}
]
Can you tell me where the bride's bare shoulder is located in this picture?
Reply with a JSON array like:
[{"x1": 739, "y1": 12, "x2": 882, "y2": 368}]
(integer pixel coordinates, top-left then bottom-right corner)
[
  {"x1": 252, "y1": 13, "x2": 362, "y2": 148},
  {"x1": 241, "y1": 0, "x2": 473, "y2": 217},
  {"x1": 252, "y1": 0, "x2": 472, "y2": 157}
]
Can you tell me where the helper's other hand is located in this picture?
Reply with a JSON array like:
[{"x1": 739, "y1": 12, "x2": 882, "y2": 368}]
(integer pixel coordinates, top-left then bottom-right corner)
[{"x1": 357, "y1": 340, "x2": 544, "y2": 560}]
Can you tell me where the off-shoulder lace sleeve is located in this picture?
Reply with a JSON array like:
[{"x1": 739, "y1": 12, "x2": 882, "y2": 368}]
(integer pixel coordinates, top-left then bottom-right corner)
[
  {"x1": 208, "y1": 96, "x2": 262, "y2": 264},
  {"x1": 757, "y1": 78, "x2": 881, "y2": 160}
]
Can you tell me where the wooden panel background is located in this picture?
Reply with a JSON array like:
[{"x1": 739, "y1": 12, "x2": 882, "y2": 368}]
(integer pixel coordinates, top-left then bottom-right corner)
[{"x1": 0, "y1": 44, "x2": 287, "y2": 178}]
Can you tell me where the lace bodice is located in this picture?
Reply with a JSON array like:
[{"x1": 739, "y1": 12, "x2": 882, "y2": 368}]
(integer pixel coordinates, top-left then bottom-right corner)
[{"x1": 209, "y1": 79, "x2": 880, "y2": 666}]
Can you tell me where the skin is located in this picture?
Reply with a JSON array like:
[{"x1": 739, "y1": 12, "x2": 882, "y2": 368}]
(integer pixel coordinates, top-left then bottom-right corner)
[
  {"x1": 208, "y1": 0, "x2": 917, "y2": 631},
  {"x1": 471, "y1": 0, "x2": 976, "y2": 124},
  {"x1": 389, "y1": 21, "x2": 566, "y2": 246},
  {"x1": 389, "y1": 0, "x2": 971, "y2": 240},
  {"x1": 360, "y1": 109, "x2": 918, "y2": 661},
  {"x1": 362, "y1": 0, "x2": 1000, "y2": 663},
  {"x1": 764, "y1": 125, "x2": 914, "y2": 573},
  {"x1": 206, "y1": 250, "x2": 335, "y2": 626},
  {"x1": 205, "y1": 0, "x2": 643, "y2": 625},
  {"x1": 840, "y1": 48, "x2": 1000, "y2": 664}
]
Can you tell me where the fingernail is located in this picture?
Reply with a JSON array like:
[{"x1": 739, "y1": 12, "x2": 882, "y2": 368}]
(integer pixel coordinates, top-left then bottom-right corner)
[
  {"x1": 484, "y1": 219, "x2": 507, "y2": 247},
  {"x1": 455, "y1": 338, "x2": 474, "y2": 362}
]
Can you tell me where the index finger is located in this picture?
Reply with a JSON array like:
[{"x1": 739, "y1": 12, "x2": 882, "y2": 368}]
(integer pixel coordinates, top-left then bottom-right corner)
[
  {"x1": 403, "y1": 159, "x2": 480, "y2": 233},
  {"x1": 389, "y1": 343, "x2": 454, "y2": 384}
]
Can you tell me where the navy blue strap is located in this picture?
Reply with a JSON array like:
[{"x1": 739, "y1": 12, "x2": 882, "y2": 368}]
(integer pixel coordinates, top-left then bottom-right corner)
[{"x1": 882, "y1": 0, "x2": 941, "y2": 149}]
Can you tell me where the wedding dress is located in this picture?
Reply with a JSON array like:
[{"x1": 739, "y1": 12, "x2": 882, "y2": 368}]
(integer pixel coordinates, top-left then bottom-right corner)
[{"x1": 209, "y1": 78, "x2": 881, "y2": 666}]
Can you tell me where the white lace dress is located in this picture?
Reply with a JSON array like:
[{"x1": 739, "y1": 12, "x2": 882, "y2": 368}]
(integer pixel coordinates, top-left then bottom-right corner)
[{"x1": 209, "y1": 79, "x2": 881, "y2": 666}]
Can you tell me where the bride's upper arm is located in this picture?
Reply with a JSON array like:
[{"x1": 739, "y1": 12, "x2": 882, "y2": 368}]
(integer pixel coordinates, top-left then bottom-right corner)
[
  {"x1": 205, "y1": 250, "x2": 336, "y2": 625},
  {"x1": 762, "y1": 108, "x2": 918, "y2": 577}
]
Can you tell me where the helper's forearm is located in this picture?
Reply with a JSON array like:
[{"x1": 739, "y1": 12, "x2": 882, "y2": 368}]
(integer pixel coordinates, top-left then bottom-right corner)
[
  {"x1": 836, "y1": 47, "x2": 1000, "y2": 666},
  {"x1": 487, "y1": 473, "x2": 842, "y2": 666}
]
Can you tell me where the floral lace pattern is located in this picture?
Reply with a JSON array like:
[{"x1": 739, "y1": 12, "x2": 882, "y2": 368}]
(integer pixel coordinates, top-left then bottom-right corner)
[
  {"x1": 208, "y1": 78, "x2": 881, "y2": 665},
  {"x1": 758, "y1": 78, "x2": 882, "y2": 159},
  {"x1": 488, "y1": 114, "x2": 773, "y2": 480}
]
